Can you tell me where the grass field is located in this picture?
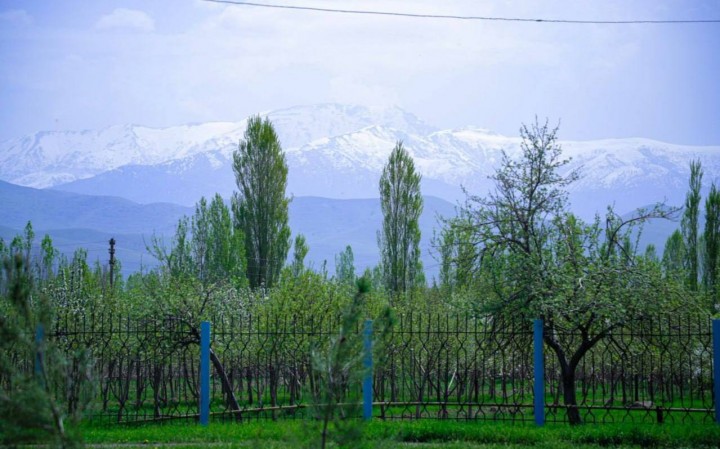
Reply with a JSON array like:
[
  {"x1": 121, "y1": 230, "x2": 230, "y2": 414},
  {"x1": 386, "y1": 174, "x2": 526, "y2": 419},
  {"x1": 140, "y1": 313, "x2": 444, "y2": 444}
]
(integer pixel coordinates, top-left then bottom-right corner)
[{"x1": 51, "y1": 420, "x2": 718, "y2": 449}]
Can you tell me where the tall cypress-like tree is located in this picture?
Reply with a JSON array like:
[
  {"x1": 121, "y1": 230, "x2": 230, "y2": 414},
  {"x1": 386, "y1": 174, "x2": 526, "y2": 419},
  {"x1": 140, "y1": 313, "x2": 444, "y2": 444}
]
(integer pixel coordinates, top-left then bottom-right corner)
[
  {"x1": 291, "y1": 234, "x2": 309, "y2": 277},
  {"x1": 703, "y1": 183, "x2": 720, "y2": 302},
  {"x1": 662, "y1": 229, "x2": 686, "y2": 283},
  {"x1": 202, "y1": 194, "x2": 247, "y2": 288},
  {"x1": 232, "y1": 116, "x2": 291, "y2": 289},
  {"x1": 438, "y1": 217, "x2": 477, "y2": 293},
  {"x1": 334, "y1": 245, "x2": 356, "y2": 287},
  {"x1": 681, "y1": 160, "x2": 702, "y2": 291},
  {"x1": 151, "y1": 194, "x2": 246, "y2": 288},
  {"x1": 378, "y1": 141, "x2": 423, "y2": 295}
]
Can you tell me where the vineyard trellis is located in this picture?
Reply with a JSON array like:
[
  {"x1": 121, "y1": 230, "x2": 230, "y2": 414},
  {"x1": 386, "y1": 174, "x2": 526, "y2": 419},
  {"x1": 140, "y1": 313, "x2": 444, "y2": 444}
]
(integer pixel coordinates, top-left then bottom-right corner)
[{"x1": 2, "y1": 311, "x2": 717, "y2": 425}]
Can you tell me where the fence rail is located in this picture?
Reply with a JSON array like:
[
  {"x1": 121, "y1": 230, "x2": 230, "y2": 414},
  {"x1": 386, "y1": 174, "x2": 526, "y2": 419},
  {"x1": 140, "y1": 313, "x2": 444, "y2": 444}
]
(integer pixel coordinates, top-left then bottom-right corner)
[{"x1": 3, "y1": 312, "x2": 717, "y2": 425}]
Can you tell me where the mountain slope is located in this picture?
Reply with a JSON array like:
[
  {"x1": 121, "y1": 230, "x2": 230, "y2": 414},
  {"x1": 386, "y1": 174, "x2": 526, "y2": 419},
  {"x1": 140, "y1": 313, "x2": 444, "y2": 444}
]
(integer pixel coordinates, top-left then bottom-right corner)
[
  {"x1": 0, "y1": 180, "x2": 456, "y2": 279},
  {"x1": 0, "y1": 104, "x2": 433, "y2": 189},
  {"x1": 0, "y1": 180, "x2": 192, "y2": 275},
  {"x1": 290, "y1": 195, "x2": 456, "y2": 276},
  {"x1": 0, "y1": 180, "x2": 190, "y2": 234},
  {"x1": 2, "y1": 103, "x2": 719, "y2": 219}
]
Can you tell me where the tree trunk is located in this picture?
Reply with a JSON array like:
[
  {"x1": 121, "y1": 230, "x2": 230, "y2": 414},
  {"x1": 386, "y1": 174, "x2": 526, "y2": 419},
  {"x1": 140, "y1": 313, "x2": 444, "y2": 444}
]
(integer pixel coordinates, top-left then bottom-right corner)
[
  {"x1": 209, "y1": 349, "x2": 241, "y2": 418},
  {"x1": 561, "y1": 366, "x2": 581, "y2": 425},
  {"x1": 545, "y1": 334, "x2": 583, "y2": 425},
  {"x1": 545, "y1": 321, "x2": 615, "y2": 426}
]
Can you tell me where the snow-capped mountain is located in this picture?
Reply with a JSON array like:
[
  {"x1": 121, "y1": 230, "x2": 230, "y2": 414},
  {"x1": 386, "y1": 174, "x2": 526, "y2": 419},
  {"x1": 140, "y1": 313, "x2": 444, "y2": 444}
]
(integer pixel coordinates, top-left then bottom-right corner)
[
  {"x1": 1, "y1": 103, "x2": 719, "y2": 218},
  {"x1": 0, "y1": 103, "x2": 431, "y2": 188}
]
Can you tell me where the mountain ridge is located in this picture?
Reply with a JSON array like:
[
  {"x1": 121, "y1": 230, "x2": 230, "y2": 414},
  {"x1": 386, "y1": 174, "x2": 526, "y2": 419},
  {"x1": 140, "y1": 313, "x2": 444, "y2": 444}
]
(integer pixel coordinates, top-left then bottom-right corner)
[
  {"x1": 2, "y1": 103, "x2": 718, "y2": 218},
  {"x1": 0, "y1": 180, "x2": 457, "y2": 279}
]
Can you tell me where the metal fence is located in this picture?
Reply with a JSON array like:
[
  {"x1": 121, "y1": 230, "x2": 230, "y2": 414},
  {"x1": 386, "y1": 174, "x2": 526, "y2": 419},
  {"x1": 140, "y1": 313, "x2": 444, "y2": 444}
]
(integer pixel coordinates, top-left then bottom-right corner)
[
  {"x1": 3, "y1": 312, "x2": 717, "y2": 425},
  {"x1": 545, "y1": 316, "x2": 715, "y2": 424}
]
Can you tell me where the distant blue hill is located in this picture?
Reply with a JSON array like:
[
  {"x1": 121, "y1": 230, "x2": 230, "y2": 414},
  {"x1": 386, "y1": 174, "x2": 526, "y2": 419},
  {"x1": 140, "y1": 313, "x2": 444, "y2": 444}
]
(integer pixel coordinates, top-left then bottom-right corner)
[
  {"x1": 0, "y1": 180, "x2": 457, "y2": 280},
  {"x1": 1, "y1": 179, "x2": 682, "y2": 282},
  {"x1": 0, "y1": 179, "x2": 192, "y2": 275},
  {"x1": 0, "y1": 179, "x2": 191, "y2": 234}
]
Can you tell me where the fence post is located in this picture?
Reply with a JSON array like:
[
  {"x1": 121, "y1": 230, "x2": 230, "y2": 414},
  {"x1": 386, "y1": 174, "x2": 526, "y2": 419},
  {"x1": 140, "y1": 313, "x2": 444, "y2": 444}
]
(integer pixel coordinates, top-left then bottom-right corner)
[
  {"x1": 534, "y1": 319, "x2": 545, "y2": 426},
  {"x1": 200, "y1": 321, "x2": 211, "y2": 426},
  {"x1": 35, "y1": 323, "x2": 44, "y2": 385},
  {"x1": 363, "y1": 319, "x2": 373, "y2": 421},
  {"x1": 713, "y1": 319, "x2": 720, "y2": 425}
]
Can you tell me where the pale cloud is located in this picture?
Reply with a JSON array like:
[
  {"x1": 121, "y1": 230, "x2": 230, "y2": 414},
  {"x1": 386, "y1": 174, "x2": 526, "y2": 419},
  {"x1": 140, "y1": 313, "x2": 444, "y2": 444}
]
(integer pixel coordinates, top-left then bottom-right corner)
[
  {"x1": 0, "y1": 9, "x2": 33, "y2": 26},
  {"x1": 330, "y1": 77, "x2": 400, "y2": 108},
  {"x1": 69, "y1": 0, "x2": 645, "y2": 130},
  {"x1": 183, "y1": 1, "x2": 563, "y2": 80},
  {"x1": 2, "y1": 0, "x2": 716, "y2": 144},
  {"x1": 192, "y1": 0, "x2": 226, "y2": 11},
  {"x1": 95, "y1": 8, "x2": 155, "y2": 32}
]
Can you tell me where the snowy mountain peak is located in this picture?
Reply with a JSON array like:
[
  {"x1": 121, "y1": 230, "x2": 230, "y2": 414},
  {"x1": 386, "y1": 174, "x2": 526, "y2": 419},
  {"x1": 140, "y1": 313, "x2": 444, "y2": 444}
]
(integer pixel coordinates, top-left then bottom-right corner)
[
  {"x1": 0, "y1": 103, "x2": 423, "y2": 188},
  {"x1": 1, "y1": 103, "x2": 720, "y2": 218}
]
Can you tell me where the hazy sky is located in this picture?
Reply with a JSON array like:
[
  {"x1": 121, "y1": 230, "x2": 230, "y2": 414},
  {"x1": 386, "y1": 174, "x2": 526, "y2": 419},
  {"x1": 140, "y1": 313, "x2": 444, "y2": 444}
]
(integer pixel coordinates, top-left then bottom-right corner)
[{"x1": 1, "y1": 0, "x2": 718, "y2": 144}]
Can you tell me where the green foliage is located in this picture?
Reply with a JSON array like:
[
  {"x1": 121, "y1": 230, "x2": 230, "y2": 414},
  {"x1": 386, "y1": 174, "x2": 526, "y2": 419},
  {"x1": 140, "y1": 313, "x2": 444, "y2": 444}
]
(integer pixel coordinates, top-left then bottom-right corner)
[
  {"x1": 40, "y1": 234, "x2": 58, "y2": 281},
  {"x1": 364, "y1": 265, "x2": 385, "y2": 295},
  {"x1": 47, "y1": 249, "x2": 99, "y2": 315},
  {"x1": 151, "y1": 195, "x2": 247, "y2": 290},
  {"x1": 444, "y1": 118, "x2": 691, "y2": 425},
  {"x1": 0, "y1": 223, "x2": 118, "y2": 317},
  {"x1": 194, "y1": 194, "x2": 247, "y2": 289},
  {"x1": 264, "y1": 267, "x2": 347, "y2": 322},
  {"x1": 703, "y1": 182, "x2": 720, "y2": 307},
  {"x1": 334, "y1": 245, "x2": 356, "y2": 287},
  {"x1": 436, "y1": 211, "x2": 478, "y2": 294},
  {"x1": 232, "y1": 115, "x2": 291, "y2": 290},
  {"x1": 643, "y1": 243, "x2": 658, "y2": 262},
  {"x1": 292, "y1": 234, "x2": 309, "y2": 276},
  {"x1": 378, "y1": 141, "x2": 424, "y2": 297},
  {"x1": 355, "y1": 274, "x2": 371, "y2": 294},
  {"x1": 459, "y1": 119, "x2": 579, "y2": 318},
  {"x1": 662, "y1": 229, "x2": 685, "y2": 282},
  {"x1": 133, "y1": 194, "x2": 253, "y2": 346},
  {"x1": 306, "y1": 277, "x2": 393, "y2": 449},
  {"x1": 681, "y1": 160, "x2": 702, "y2": 291},
  {"x1": 0, "y1": 254, "x2": 93, "y2": 448}
]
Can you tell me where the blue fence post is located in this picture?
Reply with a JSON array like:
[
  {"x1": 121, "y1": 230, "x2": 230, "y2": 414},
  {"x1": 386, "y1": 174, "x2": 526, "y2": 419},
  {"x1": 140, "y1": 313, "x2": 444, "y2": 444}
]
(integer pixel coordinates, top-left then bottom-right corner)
[
  {"x1": 713, "y1": 319, "x2": 720, "y2": 424},
  {"x1": 200, "y1": 321, "x2": 211, "y2": 426},
  {"x1": 363, "y1": 319, "x2": 373, "y2": 421},
  {"x1": 534, "y1": 319, "x2": 545, "y2": 426},
  {"x1": 35, "y1": 323, "x2": 44, "y2": 384}
]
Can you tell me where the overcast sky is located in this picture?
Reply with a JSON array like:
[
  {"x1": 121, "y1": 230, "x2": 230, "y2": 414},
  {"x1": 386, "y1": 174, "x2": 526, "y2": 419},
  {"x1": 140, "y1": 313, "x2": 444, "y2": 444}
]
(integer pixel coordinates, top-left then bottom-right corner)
[{"x1": 1, "y1": 0, "x2": 718, "y2": 144}]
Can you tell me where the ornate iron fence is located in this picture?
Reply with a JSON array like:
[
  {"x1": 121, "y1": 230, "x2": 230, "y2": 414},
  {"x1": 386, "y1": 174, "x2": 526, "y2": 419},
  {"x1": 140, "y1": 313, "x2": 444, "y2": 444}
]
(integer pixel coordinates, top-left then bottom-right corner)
[
  {"x1": 3, "y1": 312, "x2": 716, "y2": 425},
  {"x1": 545, "y1": 315, "x2": 715, "y2": 424}
]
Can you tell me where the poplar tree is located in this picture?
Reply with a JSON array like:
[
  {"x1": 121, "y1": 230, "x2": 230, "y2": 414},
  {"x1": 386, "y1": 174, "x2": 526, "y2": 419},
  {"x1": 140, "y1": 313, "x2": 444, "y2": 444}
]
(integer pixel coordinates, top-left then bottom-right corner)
[
  {"x1": 681, "y1": 160, "x2": 702, "y2": 291},
  {"x1": 437, "y1": 214, "x2": 478, "y2": 293},
  {"x1": 291, "y1": 234, "x2": 309, "y2": 277},
  {"x1": 196, "y1": 194, "x2": 247, "y2": 288},
  {"x1": 662, "y1": 229, "x2": 686, "y2": 283},
  {"x1": 152, "y1": 195, "x2": 246, "y2": 289},
  {"x1": 334, "y1": 245, "x2": 356, "y2": 286},
  {"x1": 378, "y1": 141, "x2": 423, "y2": 295},
  {"x1": 703, "y1": 183, "x2": 720, "y2": 302},
  {"x1": 232, "y1": 116, "x2": 291, "y2": 289}
]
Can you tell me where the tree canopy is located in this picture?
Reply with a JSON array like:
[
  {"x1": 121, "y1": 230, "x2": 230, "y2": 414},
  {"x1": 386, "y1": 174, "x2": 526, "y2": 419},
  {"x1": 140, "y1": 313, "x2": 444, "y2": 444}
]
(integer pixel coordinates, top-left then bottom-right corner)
[
  {"x1": 378, "y1": 141, "x2": 424, "y2": 297},
  {"x1": 442, "y1": 119, "x2": 688, "y2": 424},
  {"x1": 232, "y1": 116, "x2": 291, "y2": 290}
]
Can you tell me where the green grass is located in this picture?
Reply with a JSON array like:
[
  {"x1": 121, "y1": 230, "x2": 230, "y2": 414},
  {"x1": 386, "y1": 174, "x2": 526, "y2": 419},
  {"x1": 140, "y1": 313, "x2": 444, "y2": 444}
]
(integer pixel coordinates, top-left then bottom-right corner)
[{"x1": 60, "y1": 420, "x2": 720, "y2": 449}]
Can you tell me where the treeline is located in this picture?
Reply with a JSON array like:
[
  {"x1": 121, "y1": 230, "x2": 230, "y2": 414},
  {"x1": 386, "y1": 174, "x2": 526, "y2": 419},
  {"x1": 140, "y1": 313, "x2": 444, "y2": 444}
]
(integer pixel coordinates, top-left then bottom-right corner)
[
  {"x1": 662, "y1": 160, "x2": 720, "y2": 306},
  {"x1": 0, "y1": 116, "x2": 715, "y2": 436}
]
